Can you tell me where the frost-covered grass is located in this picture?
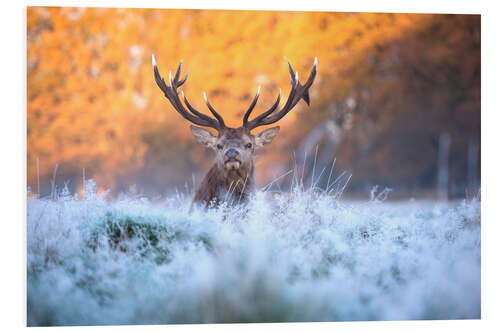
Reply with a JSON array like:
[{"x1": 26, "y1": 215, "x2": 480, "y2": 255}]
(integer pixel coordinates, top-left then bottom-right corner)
[{"x1": 27, "y1": 182, "x2": 480, "y2": 326}]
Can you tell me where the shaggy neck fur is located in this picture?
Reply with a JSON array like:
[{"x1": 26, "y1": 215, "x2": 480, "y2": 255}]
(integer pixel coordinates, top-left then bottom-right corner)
[{"x1": 192, "y1": 161, "x2": 254, "y2": 207}]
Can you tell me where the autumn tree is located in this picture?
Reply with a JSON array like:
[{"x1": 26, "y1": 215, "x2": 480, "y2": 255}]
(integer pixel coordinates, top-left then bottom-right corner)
[{"x1": 27, "y1": 8, "x2": 479, "y2": 197}]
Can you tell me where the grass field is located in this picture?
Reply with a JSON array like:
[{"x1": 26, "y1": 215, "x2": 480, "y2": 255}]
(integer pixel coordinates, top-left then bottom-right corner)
[{"x1": 27, "y1": 181, "x2": 480, "y2": 325}]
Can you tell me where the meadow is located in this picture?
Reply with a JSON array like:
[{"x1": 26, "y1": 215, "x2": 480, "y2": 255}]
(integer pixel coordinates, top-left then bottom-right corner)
[{"x1": 27, "y1": 180, "x2": 480, "y2": 325}]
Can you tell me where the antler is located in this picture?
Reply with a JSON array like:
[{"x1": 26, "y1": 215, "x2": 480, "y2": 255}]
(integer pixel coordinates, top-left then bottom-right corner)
[
  {"x1": 152, "y1": 54, "x2": 226, "y2": 131},
  {"x1": 243, "y1": 57, "x2": 317, "y2": 131}
]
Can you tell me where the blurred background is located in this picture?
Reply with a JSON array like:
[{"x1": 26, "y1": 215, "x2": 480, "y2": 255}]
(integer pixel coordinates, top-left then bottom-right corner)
[{"x1": 27, "y1": 7, "x2": 480, "y2": 199}]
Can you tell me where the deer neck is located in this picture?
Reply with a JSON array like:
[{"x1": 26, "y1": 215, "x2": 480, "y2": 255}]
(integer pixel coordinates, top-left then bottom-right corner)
[
  {"x1": 200, "y1": 159, "x2": 253, "y2": 200},
  {"x1": 223, "y1": 162, "x2": 253, "y2": 192}
]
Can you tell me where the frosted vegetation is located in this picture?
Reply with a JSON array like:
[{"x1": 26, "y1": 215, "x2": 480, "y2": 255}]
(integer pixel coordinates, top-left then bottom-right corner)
[{"x1": 27, "y1": 180, "x2": 480, "y2": 325}]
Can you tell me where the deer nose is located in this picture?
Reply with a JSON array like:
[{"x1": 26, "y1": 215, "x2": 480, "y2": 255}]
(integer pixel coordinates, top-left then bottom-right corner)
[{"x1": 225, "y1": 148, "x2": 239, "y2": 159}]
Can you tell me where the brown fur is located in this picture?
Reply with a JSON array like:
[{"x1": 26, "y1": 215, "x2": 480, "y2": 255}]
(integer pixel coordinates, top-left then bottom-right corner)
[
  {"x1": 189, "y1": 125, "x2": 278, "y2": 209},
  {"x1": 193, "y1": 159, "x2": 254, "y2": 207}
]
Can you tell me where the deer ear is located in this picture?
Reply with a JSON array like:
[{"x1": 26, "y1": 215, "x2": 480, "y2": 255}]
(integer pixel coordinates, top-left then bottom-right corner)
[
  {"x1": 190, "y1": 125, "x2": 218, "y2": 148},
  {"x1": 254, "y1": 126, "x2": 280, "y2": 148}
]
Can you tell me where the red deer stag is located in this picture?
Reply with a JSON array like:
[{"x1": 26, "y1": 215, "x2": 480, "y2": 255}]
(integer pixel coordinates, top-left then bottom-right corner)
[{"x1": 152, "y1": 54, "x2": 317, "y2": 207}]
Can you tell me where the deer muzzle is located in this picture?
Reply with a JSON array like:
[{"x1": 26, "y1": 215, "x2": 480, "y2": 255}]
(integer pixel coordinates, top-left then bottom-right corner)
[{"x1": 224, "y1": 148, "x2": 241, "y2": 170}]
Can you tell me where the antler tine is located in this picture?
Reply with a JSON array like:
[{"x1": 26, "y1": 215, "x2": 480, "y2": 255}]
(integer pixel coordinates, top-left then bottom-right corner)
[
  {"x1": 173, "y1": 59, "x2": 183, "y2": 82},
  {"x1": 242, "y1": 86, "x2": 261, "y2": 126},
  {"x1": 245, "y1": 89, "x2": 281, "y2": 126},
  {"x1": 152, "y1": 54, "x2": 225, "y2": 131},
  {"x1": 284, "y1": 57, "x2": 296, "y2": 85},
  {"x1": 244, "y1": 57, "x2": 317, "y2": 131},
  {"x1": 181, "y1": 91, "x2": 218, "y2": 122},
  {"x1": 292, "y1": 57, "x2": 317, "y2": 106},
  {"x1": 203, "y1": 92, "x2": 226, "y2": 128},
  {"x1": 171, "y1": 60, "x2": 190, "y2": 86}
]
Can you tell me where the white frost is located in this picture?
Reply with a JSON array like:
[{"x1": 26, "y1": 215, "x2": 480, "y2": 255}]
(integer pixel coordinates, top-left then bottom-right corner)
[{"x1": 27, "y1": 182, "x2": 481, "y2": 325}]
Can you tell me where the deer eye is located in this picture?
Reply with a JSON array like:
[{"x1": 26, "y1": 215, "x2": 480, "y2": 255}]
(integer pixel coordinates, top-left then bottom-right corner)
[
  {"x1": 217, "y1": 144, "x2": 223, "y2": 150},
  {"x1": 246, "y1": 143, "x2": 252, "y2": 149}
]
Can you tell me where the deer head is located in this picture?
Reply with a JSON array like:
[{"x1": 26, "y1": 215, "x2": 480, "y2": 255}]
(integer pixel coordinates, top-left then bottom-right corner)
[{"x1": 152, "y1": 55, "x2": 317, "y2": 171}]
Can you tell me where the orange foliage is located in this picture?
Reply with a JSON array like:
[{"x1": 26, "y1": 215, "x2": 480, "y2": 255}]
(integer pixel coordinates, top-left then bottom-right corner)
[{"x1": 27, "y1": 8, "x2": 478, "y2": 195}]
